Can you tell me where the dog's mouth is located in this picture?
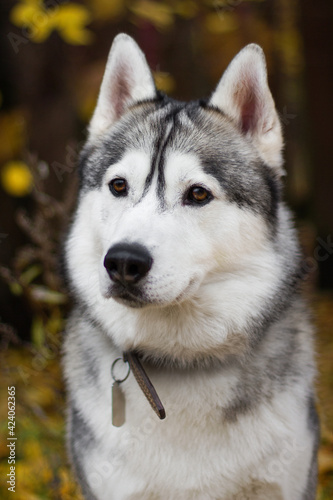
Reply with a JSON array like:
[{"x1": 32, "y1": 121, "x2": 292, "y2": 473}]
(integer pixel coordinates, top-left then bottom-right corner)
[
  {"x1": 108, "y1": 283, "x2": 150, "y2": 308},
  {"x1": 107, "y1": 276, "x2": 200, "y2": 309}
]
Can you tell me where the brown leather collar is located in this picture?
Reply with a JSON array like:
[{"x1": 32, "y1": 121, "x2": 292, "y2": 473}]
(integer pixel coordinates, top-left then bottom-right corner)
[{"x1": 124, "y1": 351, "x2": 166, "y2": 420}]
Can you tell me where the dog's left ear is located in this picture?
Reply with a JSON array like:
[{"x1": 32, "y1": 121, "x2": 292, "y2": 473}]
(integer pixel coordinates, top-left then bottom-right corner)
[
  {"x1": 210, "y1": 44, "x2": 283, "y2": 173},
  {"x1": 88, "y1": 33, "x2": 156, "y2": 141}
]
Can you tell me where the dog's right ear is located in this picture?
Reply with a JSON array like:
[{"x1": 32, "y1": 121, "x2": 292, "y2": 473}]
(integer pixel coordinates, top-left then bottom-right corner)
[{"x1": 88, "y1": 34, "x2": 156, "y2": 141}]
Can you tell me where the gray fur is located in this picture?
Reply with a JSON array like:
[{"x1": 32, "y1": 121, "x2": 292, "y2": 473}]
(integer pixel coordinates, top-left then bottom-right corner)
[
  {"x1": 218, "y1": 298, "x2": 309, "y2": 422},
  {"x1": 80, "y1": 343, "x2": 99, "y2": 381}
]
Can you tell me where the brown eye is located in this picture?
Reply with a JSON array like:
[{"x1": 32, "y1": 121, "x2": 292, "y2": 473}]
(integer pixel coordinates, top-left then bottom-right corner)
[
  {"x1": 109, "y1": 178, "x2": 127, "y2": 197},
  {"x1": 186, "y1": 186, "x2": 213, "y2": 206}
]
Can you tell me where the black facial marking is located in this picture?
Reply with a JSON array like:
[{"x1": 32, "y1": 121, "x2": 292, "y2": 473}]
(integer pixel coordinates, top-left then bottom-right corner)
[
  {"x1": 156, "y1": 119, "x2": 176, "y2": 204},
  {"x1": 142, "y1": 130, "x2": 165, "y2": 197},
  {"x1": 141, "y1": 104, "x2": 184, "y2": 206}
]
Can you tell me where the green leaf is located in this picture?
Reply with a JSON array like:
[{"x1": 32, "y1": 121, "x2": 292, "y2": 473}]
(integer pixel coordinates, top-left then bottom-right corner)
[{"x1": 31, "y1": 315, "x2": 45, "y2": 348}]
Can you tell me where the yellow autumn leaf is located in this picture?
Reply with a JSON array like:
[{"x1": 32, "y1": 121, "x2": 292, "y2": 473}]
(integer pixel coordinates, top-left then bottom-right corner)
[
  {"x1": 130, "y1": 0, "x2": 173, "y2": 29},
  {"x1": 1, "y1": 161, "x2": 33, "y2": 197},
  {"x1": 10, "y1": 0, "x2": 55, "y2": 43},
  {"x1": 29, "y1": 20, "x2": 56, "y2": 43},
  {"x1": 53, "y1": 4, "x2": 93, "y2": 45},
  {"x1": 58, "y1": 26, "x2": 93, "y2": 45},
  {"x1": 52, "y1": 5, "x2": 92, "y2": 31},
  {"x1": 10, "y1": 1, "x2": 38, "y2": 26},
  {"x1": 10, "y1": 0, "x2": 93, "y2": 45}
]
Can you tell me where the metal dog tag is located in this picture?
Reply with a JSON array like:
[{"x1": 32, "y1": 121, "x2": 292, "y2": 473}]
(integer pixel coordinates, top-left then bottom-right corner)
[
  {"x1": 111, "y1": 357, "x2": 130, "y2": 427},
  {"x1": 112, "y1": 382, "x2": 126, "y2": 427}
]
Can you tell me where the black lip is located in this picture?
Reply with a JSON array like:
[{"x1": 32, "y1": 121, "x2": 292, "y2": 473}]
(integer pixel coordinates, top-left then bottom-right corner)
[{"x1": 109, "y1": 284, "x2": 147, "y2": 308}]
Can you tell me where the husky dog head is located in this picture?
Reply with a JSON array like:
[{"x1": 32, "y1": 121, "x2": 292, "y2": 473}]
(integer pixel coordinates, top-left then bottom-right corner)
[{"x1": 66, "y1": 34, "x2": 301, "y2": 365}]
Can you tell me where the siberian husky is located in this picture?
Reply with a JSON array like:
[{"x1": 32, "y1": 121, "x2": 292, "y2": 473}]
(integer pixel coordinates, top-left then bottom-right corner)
[{"x1": 63, "y1": 34, "x2": 319, "y2": 499}]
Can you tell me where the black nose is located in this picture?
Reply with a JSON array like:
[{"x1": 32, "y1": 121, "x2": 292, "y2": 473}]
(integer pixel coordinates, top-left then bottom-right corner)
[{"x1": 104, "y1": 243, "x2": 153, "y2": 285}]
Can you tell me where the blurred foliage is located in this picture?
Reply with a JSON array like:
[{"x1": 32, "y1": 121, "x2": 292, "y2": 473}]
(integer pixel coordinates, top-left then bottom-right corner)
[
  {"x1": 0, "y1": 347, "x2": 83, "y2": 500},
  {"x1": 0, "y1": 154, "x2": 76, "y2": 348},
  {"x1": 8, "y1": 0, "x2": 268, "y2": 44},
  {"x1": 0, "y1": 110, "x2": 26, "y2": 164},
  {"x1": 314, "y1": 295, "x2": 333, "y2": 499}
]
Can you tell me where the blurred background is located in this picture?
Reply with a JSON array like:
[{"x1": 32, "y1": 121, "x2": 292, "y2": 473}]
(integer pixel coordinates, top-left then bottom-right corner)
[{"x1": 0, "y1": 0, "x2": 333, "y2": 498}]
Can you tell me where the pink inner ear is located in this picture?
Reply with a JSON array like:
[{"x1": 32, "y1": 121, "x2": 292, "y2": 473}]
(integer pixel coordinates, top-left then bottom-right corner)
[
  {"x1": 233, "y1": 71, "x2": 261, "y2": 135},
  {"x1": 239, "y1": 90, "x2": 258, "y2": 134},
  {"x1": 112, "y1": 62, "x2": 132, "y2": 119}
]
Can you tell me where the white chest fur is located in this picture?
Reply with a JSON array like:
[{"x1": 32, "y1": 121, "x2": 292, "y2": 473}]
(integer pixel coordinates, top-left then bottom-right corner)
[{"x1": 64, "y1": 323, "x2": 312, "y2": 500}]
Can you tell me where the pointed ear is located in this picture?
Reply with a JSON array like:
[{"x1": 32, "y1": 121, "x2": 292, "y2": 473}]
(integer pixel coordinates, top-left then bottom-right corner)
[
  {"x1": 210, "y1": 44, "x2": 284, "y2": 173},
  {"x1": 88, "y1": 34, "x2": 156, "y2": 141}
]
